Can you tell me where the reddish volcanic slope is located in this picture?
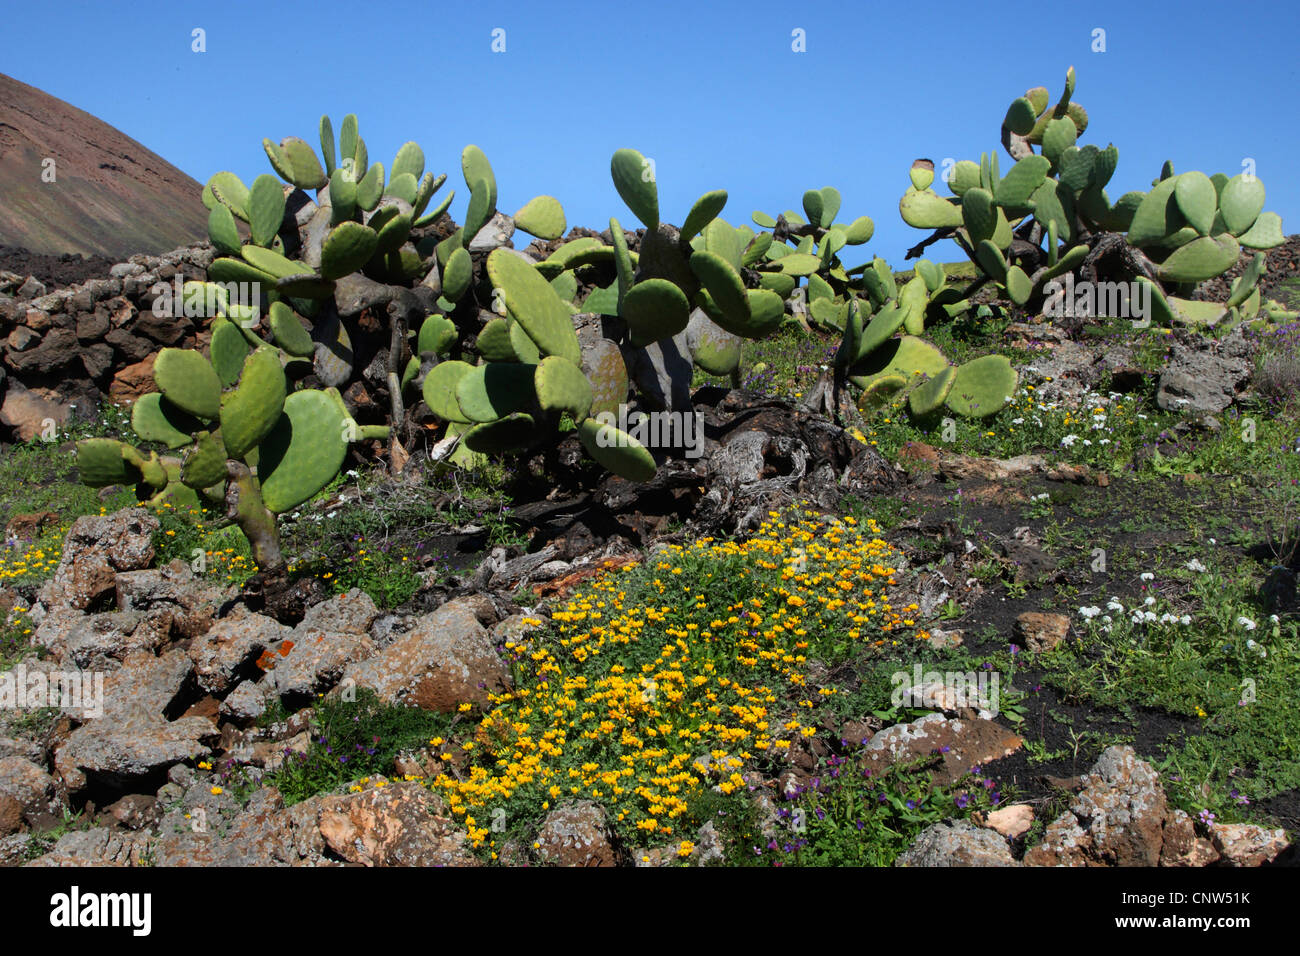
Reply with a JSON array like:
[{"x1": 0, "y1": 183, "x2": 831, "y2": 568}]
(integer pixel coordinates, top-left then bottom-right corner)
[{"x1": 0, "y1": 73, "x2": 207, "y2": 259}]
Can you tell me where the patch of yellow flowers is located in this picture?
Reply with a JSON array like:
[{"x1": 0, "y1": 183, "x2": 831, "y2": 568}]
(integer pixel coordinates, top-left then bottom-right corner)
[{"x1": 430, "y1": 508, "x2": 924, "y2": 847}]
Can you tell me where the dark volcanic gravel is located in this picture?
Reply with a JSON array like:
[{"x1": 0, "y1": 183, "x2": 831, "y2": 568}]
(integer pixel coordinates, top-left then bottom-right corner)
[{"x1": 0, "y1": 244, "x2": 116, "y2": 288}]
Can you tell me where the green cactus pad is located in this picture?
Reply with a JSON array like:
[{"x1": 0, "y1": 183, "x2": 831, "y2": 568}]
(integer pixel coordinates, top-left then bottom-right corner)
[
  {"x1": 908, "y1": 365, "x2": 957, "y2": 417},
  {"x1": 584, "y1": 338, "x2": 628, "y2": 420},
  {"x1": 974, "y1": 240, "x2": 1008, "y2": 282},
  {"x1": 802, "y1": 187, "x2": 842, "y2": 229},
  {"x1": 240, "y1": 244, "x2": 304, "y2": 280},
  {"x1": 208, "y1": 257, "x2": 275, "y2": 288},
  {"x1": 694, "y1": 250, "x2": 763, "y2": 336},
  {"x1": 463, "y1": 177, "x2": 496, "y2": 246},
  {"x1": 947, "y1": 161, "x2": 981, "y2": 197},
  {"x1": 961, "y1": 188, "x2": 997, "y2": 246},
  {"x1": 1040, "y1": 117, "x2": 1078, "y2": 168},
  {"x1": 454, "y1": 362, "x2": 539, "y2": 423},
  {"x1": 180, "y1": 431, "x2": 228, "y2": 490},
  {"x1": 130, "y1": 393, "x2": 202, "y2": 450},
  {"x1": 372, "y1": 209, "x2": 413, "y2": 256},
  {"x1": 610, "y1": 148, "x2": 659, "y2": 230},
  {"x1": 1155, "y1": 234, "x2": 1240, "y2": 283},
  {"x1": 842, "y1": 216, "x2": 874, "y2": 245},
  {"x1": 486, "y1": 249, "x2": 582, "y2": 366},
  {"x1": 752, "y1": 211, "x2": 777, "y2": 228},
  {"x1": 442, "y1": 246, "x2": 473, "y2": 302},
  {"x1": 509, "y1": 321, "x2": 541, "y2": 364},
  {"x1": 916, "y1": 259, "x2": 944, "y2": 293},
  {"x1": 544, "y1": 237, "x2": 606, "y2": 270},
  {"x1": 703, "y1": 219, "x2": 744, "y2": 272},
  {"x1": 411, "y1": 171, "x2": 444, "y2": 220},
  {"x1": 856, "y1": 374, "x2": 908, "y2": 413},
  {"x1": 995, "y1": 155, "x2": 1050, "y2": 207},
  {"x1": 898, "y1": 276, "x2": 930, "y2": 336},
  {"x1": 154, "y1": 348, "x2": 221, "y2": 420},
  {"x1": 318, "y1": 221, "x2": 378, "y2": 280},
  {"x1": 1005, "y1": 266, "x2": 1032, "y2": 305},
  {"x1": 208, "y1": 204, "x2": 242, "y2": 257},
  {"x1": 1168, "y1": 296, "x2": 1229, "y2": 327},
  {"x1": 267, "y1": 302, "x2": 314, "y2": 358},
  {"x1": 805, "y1": 274, "x2": 833, "y2": 304},
  {"x1": 1003, "y1": 97, "x2": 1038, "y2": 136},
  {"x1": 834, "y1": 299, "x2": 864, "y2": 369},
  {"x1": 577, "y1": 417, "x2": 657, "y2": 482},
  {"x1": 850, "y1": 336, "x2": 948, "y2": 389},
  {"x1": 77, "y1": 439, "x2": 141, "y2": 486},
  {"x1": 1126, "y1": 177, "x2": 1182, "y2": 247},
  {"x1": 356, "y1": 163, "x2": 385, "y2": 211},
  {"x1": 757, "y1": 272, "x2": 796, "y2": 299},
  {"x1": 219, "y1": 347, "x2": 287, "y2": 459},
  {"x1": 1134, "y1": 277, "x2": 1177, "y2": 327},
  {"x1": 319, "y1": 115, "x2": 337, "y2": 176},
  {"x1": 1030, "y1": 180, "x2": 1075, "y2": 244},
  {"x1": 681, "y1": 190, "x2": 729, "y2": 242},
  {"x1": 208, "y1": 172, "x2": 250, "y2": 221},
  {"x1": 909, "y1": 162, "x2": 935, "y2": 192},
  {"x1": 1225, "y1": 253, "x2": 1266, "y2": 309},
  {"x1": 550, "y1": 270, "x2": 578, "y2": 304},
  {"x1": 686, "y1": 310, "x2": 742, "y2": 376},
  {"x1": 391, "y1": 142, "x2": 425, "y2": 182},
  {"x1": 809, "y1": 297, "x2": 841, "y2": 331},
  {"x1": 328, "y1": 170, "x2": 357, "y2": 225},
  {"x1": 514, "y1": 196, "x2": 566, "y2": 240},
  {"x1": 385, "y1": 172, "x2": 419, "y2": 205},
  {"x1": 1237, "y1": 211, "x2": 1284, "y2": 249},
  {"x1": 262, "y1": 138, "x2": 294, "y2": 183},
  {"x1": 1173, "y1": 172, "x2": 1217, "y2": 235},
  {"x1": 338, "y1": 115, "x2": 358, "y2": 165},
  {"x1": 417, "y1": 314, "x2": 458, "y2": 356},
  {"x1": 854, "y1": 301, "x2": 905, "y2": 361},
  {"x1": 1056, "y1": 147, "x2": 1095, "y2": 193},
  {"x1": 248, "y1": 174, "x2": 286, "y2": 248},
  {"x1": 462, "y1": 413, "x2": 536, "y2": 455},
  {"x1": 461, "y1": 145, "x2": 498, "y2": 207},
  {"x1": 774, "y1": 253, "x2": 823, "y2": 276},
  {"x1": 944, "y1": 355, "x2": 1018, "y2": 418},
  {"x1": 535, "y1": 356, "x2": 593, "y2": 421},
  {"x1": 623, "y1": 278, "x2": 690, "y2": 347},
  {"x1": 819, "y1": 228, "x2": 846, "y2": 266},
  {"x1": 900, "y1": 189, "x2": 963, "y2": 229},
  {"x1": 476, "y1": 318, "x2": 518, "y2": 361},
  {"x1": 278, "y1": 137, "x2": 327, "y2": 190},
  {"x1": 1218, "y1": 174, "x2": 1266, "y2": 236},
  {"x1": 210, "y1": 317, "x2": 252, "y2": 387},
  {"x1": 422, "y1": 360, "x2": 474, "y2": 423},
  {"x1": 258, "y1": 389, "x2": 348, "y2": 514}
]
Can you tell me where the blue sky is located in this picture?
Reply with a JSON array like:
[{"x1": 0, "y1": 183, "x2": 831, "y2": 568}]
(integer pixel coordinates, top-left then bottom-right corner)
[{"x1": 7, "y1": 0, "x2": 1298, "y2": 263}]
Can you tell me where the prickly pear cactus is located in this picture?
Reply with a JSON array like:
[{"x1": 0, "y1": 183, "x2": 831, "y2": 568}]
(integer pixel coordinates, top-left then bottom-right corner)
[
  {"x1": 76, "y1": 287, "x2": 387, "y2": 574},
  {"x1": 897, "y1": 67, "x2": 1285, "y2": 325}
]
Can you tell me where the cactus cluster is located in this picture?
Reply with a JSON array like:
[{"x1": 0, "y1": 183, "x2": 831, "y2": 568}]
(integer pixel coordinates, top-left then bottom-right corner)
[
  {"x1": 417, "y1": 149, "x2": 796, "y2": 481},
  {"x1": 1126, "y1": 165, "x2": 1290, "y2": 326},
  {"x1": 898, "y1": 67, "x2": 1286, "y2": 326},
  {"x1": 202, "y1": 117, "x2": 567, "y2": 415},
  {"x1": 830, "y1": 262, "x2": 1017, "y2": 421},
  {"x1": 77, "y1": 284, "x2": 387, "y2": 573}
]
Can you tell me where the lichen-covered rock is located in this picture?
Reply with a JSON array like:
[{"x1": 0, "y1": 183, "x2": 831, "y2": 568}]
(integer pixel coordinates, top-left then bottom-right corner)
[
  {"x1": 895, "y1": 820, "x2": 1020, "y2": 867},
  {"x1": 337, "y1": 598, "x2": 510, "y2": 713},
  {"x1": 38, "y1": 509, "x2": 158, "y2": 612},
  {"x1": 534, "y1": 800, "x2": 623, "y2": 867},
  {"x1": 316, "y1": 782, "x2": 478, "y2": 867}
]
